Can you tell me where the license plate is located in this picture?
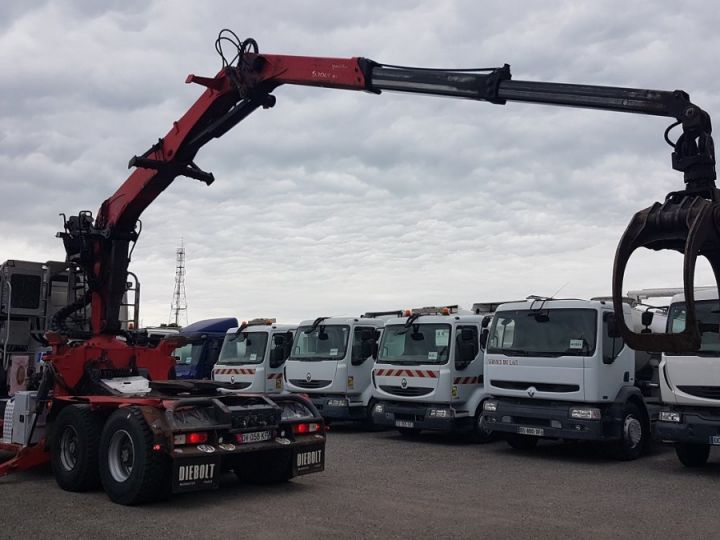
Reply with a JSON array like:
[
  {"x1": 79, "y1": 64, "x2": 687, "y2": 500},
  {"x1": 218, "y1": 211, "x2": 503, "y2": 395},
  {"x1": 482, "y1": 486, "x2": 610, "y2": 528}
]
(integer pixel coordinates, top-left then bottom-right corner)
[
  {"x1": 710, "y1": 435, "x2": 720, "y2": 446},
  {"x1": 237, "y1": 430, "x2": 272, "y2": 444},
  {"x1": 518, "y1": 426, "x2": 544, "y2": 436},
  {"x1": 172, "y1": 457, "x2": 220, "y2": 493},
  {"x1": 293, "y1": 446, "x2": 325, "y2": 475},
  {"x1": 395, "y1": 420, "x2": 414, "y2": 429}
]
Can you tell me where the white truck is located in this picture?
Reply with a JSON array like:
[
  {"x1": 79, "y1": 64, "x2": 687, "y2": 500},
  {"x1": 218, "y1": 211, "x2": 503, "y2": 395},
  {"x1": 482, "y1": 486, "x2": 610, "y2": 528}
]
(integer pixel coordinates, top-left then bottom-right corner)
[
  {"x1": 284, "y1": 315, "x2": 386, "y2": 423},
  {"x1": 211, "y1": 318, "x2": 296, "y2": 393},
  {"x1": 656, "y1": 288, "x2": 720, "y2": 467},
  {"x1": 481, "y1": 297, "x2": 666, "y2": 460},
  {"x1": 371, "y1": 304, "x2": 503, "y2": 441}
]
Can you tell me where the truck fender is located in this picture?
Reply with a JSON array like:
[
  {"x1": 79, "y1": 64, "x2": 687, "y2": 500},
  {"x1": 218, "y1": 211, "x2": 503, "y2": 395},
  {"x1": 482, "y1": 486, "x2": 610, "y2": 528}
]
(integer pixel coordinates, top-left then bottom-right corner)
[{"x1": 611, "y1": 386, "x2": 649, "y2": 421}]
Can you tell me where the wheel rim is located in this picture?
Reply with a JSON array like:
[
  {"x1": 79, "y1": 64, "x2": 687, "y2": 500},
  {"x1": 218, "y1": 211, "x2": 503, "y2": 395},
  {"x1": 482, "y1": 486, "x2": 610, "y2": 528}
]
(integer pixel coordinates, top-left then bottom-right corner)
[
  {"x1": 108, "y1": 429, "x2": 135, "y2": 483},
  {"x1": 623, "y1": 415, "x2": 642, "y2": 448},
  {"x1": 59, "y1": 425, "x2": 80, "y2": 471}
]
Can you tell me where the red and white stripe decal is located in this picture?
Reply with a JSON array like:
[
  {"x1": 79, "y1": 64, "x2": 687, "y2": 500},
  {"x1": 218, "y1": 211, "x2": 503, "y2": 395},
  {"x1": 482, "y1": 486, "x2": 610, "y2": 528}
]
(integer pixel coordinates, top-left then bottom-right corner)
[
  {"x1": 266, "y1": 373, "x2": 283, "y2": 380},
  {"x1": 214, "y1": 368, "x2": 256, "y2": 375},
  {"x1": 453, "y1": 376, "x2": 481, "y2": 384},
  {"x1": 374, "y1": 368, "x2": 438, "y2": 378}
]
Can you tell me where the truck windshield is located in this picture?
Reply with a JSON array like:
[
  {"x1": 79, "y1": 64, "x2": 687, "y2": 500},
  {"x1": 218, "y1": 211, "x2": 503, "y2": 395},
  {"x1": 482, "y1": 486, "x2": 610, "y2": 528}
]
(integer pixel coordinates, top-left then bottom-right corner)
[
  {"x1": 217, "y1": 332, "x2": 268, "y2": 365},
  {"x1": 487, "y1": 309, "x2": 597, "y2": 357},
  {"x1": 378, "y1": 324, "x2": 452, "y2": 365},
  {"x1": 290, "y1": 325, "x2": 350, "y2": 361},
  {"x1": 666, "y1": 300, "x2": 720, "y2": 356}
]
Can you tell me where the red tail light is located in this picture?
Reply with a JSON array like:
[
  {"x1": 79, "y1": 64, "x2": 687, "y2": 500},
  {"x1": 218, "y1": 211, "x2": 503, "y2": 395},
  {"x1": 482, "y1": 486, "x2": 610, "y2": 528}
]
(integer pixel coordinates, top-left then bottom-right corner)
[
  {"x1": 292, "y1": 422, "x2": 320, "y2": 435},
  {"x1": 173, "y1": 432, "x2": 209, "y2": 445}
]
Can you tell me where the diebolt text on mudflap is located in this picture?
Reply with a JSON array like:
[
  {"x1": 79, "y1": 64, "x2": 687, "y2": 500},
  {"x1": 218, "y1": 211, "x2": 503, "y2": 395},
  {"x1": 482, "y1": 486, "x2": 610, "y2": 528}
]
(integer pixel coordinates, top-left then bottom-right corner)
[{"x1": 1, "y1": 28, "x2": 718, "y2": 502}]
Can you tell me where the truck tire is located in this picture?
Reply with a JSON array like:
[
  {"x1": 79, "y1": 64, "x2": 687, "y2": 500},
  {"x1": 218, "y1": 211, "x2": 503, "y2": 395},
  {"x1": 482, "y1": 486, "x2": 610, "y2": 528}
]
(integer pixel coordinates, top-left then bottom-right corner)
[
  {"x1": 51, "y1": 404, "x2": 103, "y2": 492},
  {"x1": 470, "y1": 406, "x2": 495, "y2": 444},
  {"x1": 363, "y1": 399, "x2": 381, "y2": 431},
  {"x1": 506, "y1": 434, "x2": 538, "y2": 450},
  {"x1": 610, "y1": 402, "x2": 646, "y2": 461},
  {"x1": 235, "y1": 449, "x2": 292, "y2": 484},
  {"x1": 99, "y1": 407, "x2": 170, "y2": 505},
  {"x1": 676, "y1": 443, "x2": 710, "y2": 468}
]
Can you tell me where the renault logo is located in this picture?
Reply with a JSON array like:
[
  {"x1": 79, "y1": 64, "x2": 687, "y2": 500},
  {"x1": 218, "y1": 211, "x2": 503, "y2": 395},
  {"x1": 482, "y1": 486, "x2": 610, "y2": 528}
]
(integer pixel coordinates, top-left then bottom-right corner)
[
  {"x1": 527, "y1": 386, "x2": 537, "y2": 398},
  {"x1": 230, "y1": 375, "x2": 235, "y2": 384},
  {"x1": 401, "y1": 378, "x2": 408, "y2": 389},
  {"x1": 306, "y1": 372, "x2": 312, "y2": 382}
]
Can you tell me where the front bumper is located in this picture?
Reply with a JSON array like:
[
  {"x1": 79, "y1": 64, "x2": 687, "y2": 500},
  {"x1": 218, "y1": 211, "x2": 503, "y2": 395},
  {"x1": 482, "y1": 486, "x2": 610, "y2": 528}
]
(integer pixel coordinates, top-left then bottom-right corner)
[
  {"x1": 310, "y1": 395, "x2": 368, "y2": 420},
  {"x1": 482, "y1": 399, "x2": 621, "y2": 441},
  {"x1": 656, "y1": 407, "x2": 720, "y2": 445},
  {"x1": 372, "y1": 401, "x2": 472, "y2": 432}
]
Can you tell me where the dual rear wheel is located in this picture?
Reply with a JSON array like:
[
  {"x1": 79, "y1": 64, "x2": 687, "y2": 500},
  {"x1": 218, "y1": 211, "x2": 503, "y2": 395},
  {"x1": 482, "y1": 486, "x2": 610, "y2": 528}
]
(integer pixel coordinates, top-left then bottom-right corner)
[{"x1": 52, "y1": 405, "x2": 169, "y2": 505}]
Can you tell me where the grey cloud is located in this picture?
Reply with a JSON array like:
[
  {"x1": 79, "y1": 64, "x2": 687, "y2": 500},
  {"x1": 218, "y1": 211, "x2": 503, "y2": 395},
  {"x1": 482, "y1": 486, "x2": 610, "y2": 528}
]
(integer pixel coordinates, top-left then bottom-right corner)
[{"x1": 1, "y1": 1, "x2": 718, "y2": 325}]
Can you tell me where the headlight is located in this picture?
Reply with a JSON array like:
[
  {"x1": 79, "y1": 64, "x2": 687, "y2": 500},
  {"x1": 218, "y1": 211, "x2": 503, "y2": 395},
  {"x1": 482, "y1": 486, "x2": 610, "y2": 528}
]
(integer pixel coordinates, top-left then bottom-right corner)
[
  {"x1": 428, "y1": 408, "x2": 453, "y2": 418},
  {"x1": 327, "y1": 399, "x2": 348, "y2": 407},
  {"x1": 659, "y1": 410, "x2": 681, "y2": 423},
  {"x1": 569, "y1": 407, "x2": 601, "y2": 420},
  {"x1": 483, "y1": 400, "x2": 498, "y2": 412},
  {"x1": 280, "y1": 401, "x2": 314, "y2": 420},
  {"x1": 374, "y1": 403, "x2": 384, "y2": 414}
]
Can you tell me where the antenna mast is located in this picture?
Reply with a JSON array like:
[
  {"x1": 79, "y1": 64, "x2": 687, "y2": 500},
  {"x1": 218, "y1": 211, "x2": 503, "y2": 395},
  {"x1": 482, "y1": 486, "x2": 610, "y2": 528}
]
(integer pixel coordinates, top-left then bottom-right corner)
[{"x1": 169, "y1": 240, "x2": 188, "y2": 326}]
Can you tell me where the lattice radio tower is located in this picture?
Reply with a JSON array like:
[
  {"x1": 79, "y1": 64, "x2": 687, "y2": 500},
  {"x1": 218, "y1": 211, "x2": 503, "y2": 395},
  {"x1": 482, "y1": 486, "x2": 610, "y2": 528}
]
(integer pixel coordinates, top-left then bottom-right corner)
[{"x1": 169, "y1": 241, "x2": 188, "y2": 326}]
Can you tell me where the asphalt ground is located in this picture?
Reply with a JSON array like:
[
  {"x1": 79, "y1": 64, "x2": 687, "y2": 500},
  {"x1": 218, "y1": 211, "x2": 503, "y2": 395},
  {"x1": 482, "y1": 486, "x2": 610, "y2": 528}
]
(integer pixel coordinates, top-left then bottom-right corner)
[{"x1": 1, "y1": 426, "x2": 719, "y2": 539}]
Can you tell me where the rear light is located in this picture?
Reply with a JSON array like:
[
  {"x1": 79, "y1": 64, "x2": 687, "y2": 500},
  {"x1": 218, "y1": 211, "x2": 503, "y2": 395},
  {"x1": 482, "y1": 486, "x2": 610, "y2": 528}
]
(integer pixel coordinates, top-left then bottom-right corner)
[
  {"x1": 174, "y1": 432, "x2": 209, "y2": 445},
  {"x1": 292, "y1": 422, "x2": 321, "y2": 435}
]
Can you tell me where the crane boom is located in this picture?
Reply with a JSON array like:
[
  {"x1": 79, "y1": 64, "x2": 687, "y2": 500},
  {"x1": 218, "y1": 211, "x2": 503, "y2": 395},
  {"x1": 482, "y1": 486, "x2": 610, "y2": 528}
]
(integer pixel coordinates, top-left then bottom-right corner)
[{"x1": 55, "y1": 32, "x2": 715, "y2": 356}]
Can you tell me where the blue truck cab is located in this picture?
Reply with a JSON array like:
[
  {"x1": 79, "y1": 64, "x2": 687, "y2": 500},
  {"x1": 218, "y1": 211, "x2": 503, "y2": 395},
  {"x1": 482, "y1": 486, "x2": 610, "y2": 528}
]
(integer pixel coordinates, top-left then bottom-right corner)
[{"x1": 172, "y1": 318, "x2": 239, "y2": 379}]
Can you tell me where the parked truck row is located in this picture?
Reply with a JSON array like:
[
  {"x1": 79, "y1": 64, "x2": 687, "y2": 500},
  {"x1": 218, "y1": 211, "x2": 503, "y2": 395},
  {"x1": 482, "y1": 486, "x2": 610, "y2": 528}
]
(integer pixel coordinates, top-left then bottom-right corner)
[{"x1": 195, "y1": 293, "x2": 720, "y2": 468}]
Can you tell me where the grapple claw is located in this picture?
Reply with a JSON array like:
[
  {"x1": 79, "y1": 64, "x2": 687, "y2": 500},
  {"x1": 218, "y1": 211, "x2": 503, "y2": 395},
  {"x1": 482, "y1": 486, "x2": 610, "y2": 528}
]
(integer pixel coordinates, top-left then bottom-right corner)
[{"x1": 612, "y1": 194, "x2": 720, "y2": 352}]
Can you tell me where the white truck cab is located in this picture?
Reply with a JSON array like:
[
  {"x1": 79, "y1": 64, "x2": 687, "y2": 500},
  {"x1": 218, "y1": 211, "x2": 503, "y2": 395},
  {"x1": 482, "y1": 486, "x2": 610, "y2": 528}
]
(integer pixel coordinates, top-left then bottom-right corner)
[
  {"x1": 371, "y1": 305, "x2": 499, "y2": 440},
  {"x1": 482, "y1": 297, "x2": 666, "y2": 460},
  {"x1": 211, "y1": 318, "x2": 296, "y2": 393},
  {"x1": 656, "y1": 288, "x2": 720, "y2": 467},
  {"x1": 284, "y1": 315, "x2": 386, "y2": 422}
]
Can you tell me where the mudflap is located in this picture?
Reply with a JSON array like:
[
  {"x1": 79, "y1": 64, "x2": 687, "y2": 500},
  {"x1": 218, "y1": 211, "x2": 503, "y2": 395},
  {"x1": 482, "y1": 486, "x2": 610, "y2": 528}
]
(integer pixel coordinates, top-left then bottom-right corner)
[
  {"x1": 172, "y1": 456, "x2": 221, "y2": 493},
  {"x1": 292, "y1": 444, "x2": 325, "y2": 476}
]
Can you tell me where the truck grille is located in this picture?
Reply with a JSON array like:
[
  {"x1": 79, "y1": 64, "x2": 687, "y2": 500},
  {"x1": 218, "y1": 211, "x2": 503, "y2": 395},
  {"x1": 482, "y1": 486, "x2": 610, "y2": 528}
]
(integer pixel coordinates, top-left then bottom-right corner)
[
  {"x1": 677, "y1": 385, "x2": 720, "y2": 400},
  {"x1": 289, "y1": 379, "x2": 332, "y2": 389},
  {"x1": 491, "y1": 380, "x2": 580, "y2": 393},
  {"x1": 379, "y1": 385, "x2": 433, "y2": 397}
]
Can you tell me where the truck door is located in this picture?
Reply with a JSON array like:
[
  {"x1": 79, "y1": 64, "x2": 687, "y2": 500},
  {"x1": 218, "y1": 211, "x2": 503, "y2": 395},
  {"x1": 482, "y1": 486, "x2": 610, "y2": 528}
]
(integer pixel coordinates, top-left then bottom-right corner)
[
  {"x1": 348, "y1": 326, "x2": 378, "y2": 397},
  {"x1": 266, "y1": 331, "x2": 293, "y2": 392},
  {"x1": 452, "y1": 325, "x2": 482, "y2": 405}
]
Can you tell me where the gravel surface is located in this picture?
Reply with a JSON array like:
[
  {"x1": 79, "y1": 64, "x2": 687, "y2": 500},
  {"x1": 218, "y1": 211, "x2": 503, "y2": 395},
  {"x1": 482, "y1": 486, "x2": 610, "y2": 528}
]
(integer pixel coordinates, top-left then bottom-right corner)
[{"x1": 1, "y1": 426, "x2": 719, "y2": 539}]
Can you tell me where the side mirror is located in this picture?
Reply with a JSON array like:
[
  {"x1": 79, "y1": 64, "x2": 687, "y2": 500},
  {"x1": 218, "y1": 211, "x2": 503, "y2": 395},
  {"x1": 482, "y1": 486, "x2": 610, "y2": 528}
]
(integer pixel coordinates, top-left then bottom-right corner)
[
  {"x1": 479, "y1": 328, "x2": 489, "y2": 349},
  {"x1": 481, "y1": 315, "x2": 491, "y2": 329},
  {"x1": 371, "y1": 341, "x2": 379, "y2": 360},
  {"x1": 641, "y1": 311, "x2": 654, "y2": 327},
  {"x1": 455, "y1": 341, "x2": 476, "y2": 370},
  {"x1": 605, "y1": 312, "x2": 621, "y2": 338},
  {"x1": 269, "y1": 346, "x2": 285, "y2": 368}
]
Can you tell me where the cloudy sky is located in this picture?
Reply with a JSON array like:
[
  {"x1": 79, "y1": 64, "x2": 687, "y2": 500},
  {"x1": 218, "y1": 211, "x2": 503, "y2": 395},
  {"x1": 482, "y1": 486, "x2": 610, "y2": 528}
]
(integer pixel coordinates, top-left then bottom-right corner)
[{"x1": 1, "y1": 0, "x2": 718, "y2": 325}]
